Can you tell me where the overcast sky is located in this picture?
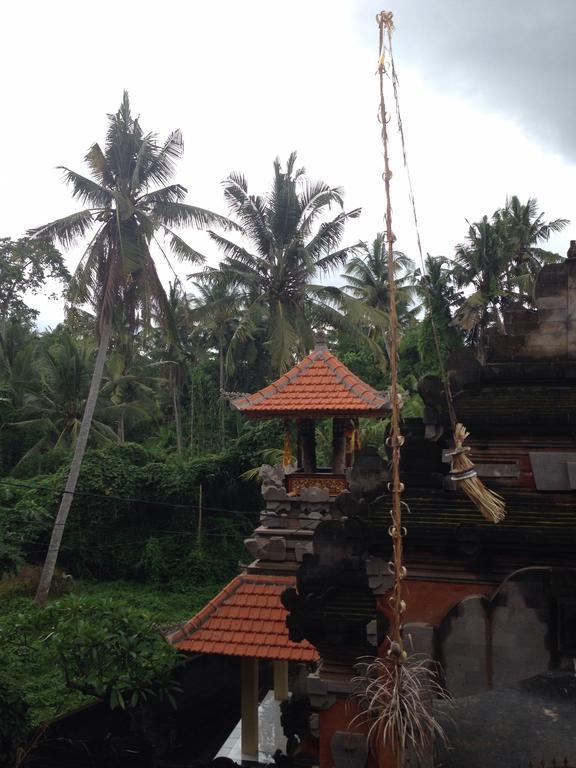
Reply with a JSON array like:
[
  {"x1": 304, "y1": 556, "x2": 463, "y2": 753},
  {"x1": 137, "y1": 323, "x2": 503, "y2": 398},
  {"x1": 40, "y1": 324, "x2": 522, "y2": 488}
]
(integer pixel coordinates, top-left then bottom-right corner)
[{"x1": 3, "y1": 0, "x2": 575, "y2": 327}]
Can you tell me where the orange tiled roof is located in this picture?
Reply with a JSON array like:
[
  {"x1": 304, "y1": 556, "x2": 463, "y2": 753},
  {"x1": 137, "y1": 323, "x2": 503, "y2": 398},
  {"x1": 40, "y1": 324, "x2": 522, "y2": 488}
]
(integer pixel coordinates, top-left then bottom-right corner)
[
  {"x1": 168, "y1": 573, "x2": 318, "y2": 662},
  {"x1": 231, "y1": 345, "x2": 390, "y2": 418}
]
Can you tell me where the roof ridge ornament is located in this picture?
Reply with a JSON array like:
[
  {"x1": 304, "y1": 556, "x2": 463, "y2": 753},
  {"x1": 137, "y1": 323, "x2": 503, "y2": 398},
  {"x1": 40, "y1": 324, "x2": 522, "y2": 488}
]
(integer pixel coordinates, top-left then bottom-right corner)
[{"x1": 314, "y1": 329, "x2": 328, "y2": 351}]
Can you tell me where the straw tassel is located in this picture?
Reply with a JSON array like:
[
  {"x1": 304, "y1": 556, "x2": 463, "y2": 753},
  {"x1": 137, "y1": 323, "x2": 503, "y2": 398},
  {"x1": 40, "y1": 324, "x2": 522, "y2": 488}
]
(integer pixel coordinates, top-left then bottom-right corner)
[{"x1": 447, "y1": 423, "x2": 506, "y2": 524}]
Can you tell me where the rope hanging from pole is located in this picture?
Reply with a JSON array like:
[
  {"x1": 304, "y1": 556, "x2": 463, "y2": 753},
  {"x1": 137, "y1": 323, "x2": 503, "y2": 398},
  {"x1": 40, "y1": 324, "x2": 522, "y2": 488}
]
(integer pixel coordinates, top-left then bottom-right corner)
[
  {"x1": 381, "y1": 17, "x2": 505, "y2": 525},
  {"x1": 377, "y1": 11, "x2": 406, "y2": 662},
  {"x1": 356, "y1": 13, "x2": 486, "y2": 766}
]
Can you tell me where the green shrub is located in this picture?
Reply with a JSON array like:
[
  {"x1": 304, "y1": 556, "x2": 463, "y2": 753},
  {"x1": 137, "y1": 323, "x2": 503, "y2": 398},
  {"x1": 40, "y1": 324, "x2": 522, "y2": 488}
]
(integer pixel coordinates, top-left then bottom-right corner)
[{"x1": 0, "y1": 421, "x2": 278, "y2": 586}]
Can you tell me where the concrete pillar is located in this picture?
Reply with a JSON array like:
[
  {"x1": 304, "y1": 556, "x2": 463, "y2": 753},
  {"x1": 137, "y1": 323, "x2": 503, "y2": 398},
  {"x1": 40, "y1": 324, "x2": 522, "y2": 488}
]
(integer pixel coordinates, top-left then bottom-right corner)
[
  {"x1": 241, "y1": 656, "x2": 259, "y2": 762},
  {"x1": 273, "y1": 659, "x2": 289, "y2": 701}
]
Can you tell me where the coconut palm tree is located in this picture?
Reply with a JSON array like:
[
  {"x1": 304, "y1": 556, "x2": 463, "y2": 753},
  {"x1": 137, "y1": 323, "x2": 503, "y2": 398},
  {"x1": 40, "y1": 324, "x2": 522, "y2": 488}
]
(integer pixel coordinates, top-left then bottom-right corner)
[
  {"x1": 190, "y1": 274, "x2": 242, "y2": 393},
  {"x1": 499, "y1": 195, "x2": 568, "y2": 266},
  {"x1": 343, "y1": 234, "x2": 416, "y2": 326},
  {"x1": 207, "y1": 152, "x2": 363, "y2": 374},
  {"x1": 453, "y1": 198, "x2": 568, "y2": 349},
  {"x1": 28, "y1": 92, "x2": 234, "y2": 604},
  {"x1": 100, "y1": 349, "x2": 158, "y2": 442},
  {"x1": 452, "y1": 215, "x2": 511, "y2": 346},
  {"x1": 189, "y1": 273, "x2": 243, "y2": 445},
  {"x1": 414, "y1": 254, "x2": 459, "y2": 321},
  {"x1": 413, "y1": 254, "x2": 462, "y2": 369},
  {"x1": 11, "y1": 332, "x2": 116, "y2": 465}
]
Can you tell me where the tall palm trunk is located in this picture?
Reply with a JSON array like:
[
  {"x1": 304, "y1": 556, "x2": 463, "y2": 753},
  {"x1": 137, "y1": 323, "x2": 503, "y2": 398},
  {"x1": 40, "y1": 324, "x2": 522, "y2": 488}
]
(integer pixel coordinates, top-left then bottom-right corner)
[
  {"x1": 189, "y1": 367, "x2": 195, "y2": 455},
  {"x1": 172, "y1": 374, "x2": 183, "y2": 454},
  {"x1": 219, "y1": 340, "x2": 225, "y2": 447},
  {"x1": 35, "y1": 319, "x2": 112, "y2": 605}
]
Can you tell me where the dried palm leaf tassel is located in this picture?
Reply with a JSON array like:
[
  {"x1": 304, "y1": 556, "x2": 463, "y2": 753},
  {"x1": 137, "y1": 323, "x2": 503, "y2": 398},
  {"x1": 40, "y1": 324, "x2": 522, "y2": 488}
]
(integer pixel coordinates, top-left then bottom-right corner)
[{"x1": 447, "y1": 423, "x2": 505, "y2": 524}]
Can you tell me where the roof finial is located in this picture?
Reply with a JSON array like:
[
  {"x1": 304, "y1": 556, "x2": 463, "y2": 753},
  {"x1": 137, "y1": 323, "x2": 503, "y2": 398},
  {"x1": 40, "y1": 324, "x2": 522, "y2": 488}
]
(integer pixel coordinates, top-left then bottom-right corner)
[{"x1": 314, "y1": 329, "x2": 328, "y2": 351}]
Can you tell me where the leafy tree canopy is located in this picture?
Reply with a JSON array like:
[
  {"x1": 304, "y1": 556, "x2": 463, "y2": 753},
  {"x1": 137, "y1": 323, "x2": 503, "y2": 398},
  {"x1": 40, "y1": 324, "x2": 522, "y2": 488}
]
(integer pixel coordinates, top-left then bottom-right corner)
[{"x1": 0, "y1": 237, "x2": 69, "y2": 326}]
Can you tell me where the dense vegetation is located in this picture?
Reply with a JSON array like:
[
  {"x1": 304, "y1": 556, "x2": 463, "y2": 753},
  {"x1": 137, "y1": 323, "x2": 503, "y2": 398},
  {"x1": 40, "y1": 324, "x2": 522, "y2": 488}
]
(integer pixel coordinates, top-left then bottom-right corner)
[{"x1": 0, "y1": 92, "x2": 568, "y2": 763}]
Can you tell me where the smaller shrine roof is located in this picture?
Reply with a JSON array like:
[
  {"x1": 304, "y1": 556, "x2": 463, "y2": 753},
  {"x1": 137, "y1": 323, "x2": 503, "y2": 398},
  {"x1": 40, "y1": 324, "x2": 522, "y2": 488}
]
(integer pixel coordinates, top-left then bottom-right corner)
[
  {"x1": 231, "y1": 342, "x2": 391, "y2": 418},
  {"x1": 168, "y1": 573, "x2": 318, "y2": 662}
]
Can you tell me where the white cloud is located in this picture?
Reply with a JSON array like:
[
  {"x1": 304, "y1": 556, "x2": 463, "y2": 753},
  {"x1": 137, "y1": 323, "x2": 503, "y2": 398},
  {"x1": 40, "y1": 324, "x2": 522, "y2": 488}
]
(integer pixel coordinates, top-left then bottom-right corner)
[{"x1": 3, "y1": 0, "x2": 574, "y2": 328}]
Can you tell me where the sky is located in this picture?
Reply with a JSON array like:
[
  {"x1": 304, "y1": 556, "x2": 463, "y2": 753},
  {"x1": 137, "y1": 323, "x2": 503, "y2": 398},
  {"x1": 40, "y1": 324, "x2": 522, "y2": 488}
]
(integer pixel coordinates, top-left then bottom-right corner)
[{"x1": 2, "y1": 0, "x2": 575, "y2": 327}]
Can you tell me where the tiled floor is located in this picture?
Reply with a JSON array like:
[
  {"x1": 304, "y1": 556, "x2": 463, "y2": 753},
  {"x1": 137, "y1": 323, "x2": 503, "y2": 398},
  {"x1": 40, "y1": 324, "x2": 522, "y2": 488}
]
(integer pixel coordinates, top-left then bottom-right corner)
[{"x1": 217, "y1": 690, "x2": 287, "y2": 764}]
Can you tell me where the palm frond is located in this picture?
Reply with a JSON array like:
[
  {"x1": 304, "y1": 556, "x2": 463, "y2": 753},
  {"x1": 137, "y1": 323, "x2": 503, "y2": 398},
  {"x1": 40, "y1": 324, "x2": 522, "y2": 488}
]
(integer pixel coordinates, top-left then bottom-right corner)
[
  {"x1": 225, "y1": 294, "x2": 264, "y2": 374},
  {"x1": 151, "y1": 201, "x2": 239, "y2": 232},
  {"x1": 314, "y1": 242, "x2": 364, "y2": 274},
  {"x1": 161, "y1": 226, "x2": 206, "y2": 264},
  {"x1": 306, "y1": 208, "x2": 362, "y2": 258},
  {"x1": 58, "y1": 167, "x2": 114, "y2": 208},
  {"x1": 268, "y1": 301, "x2": 300, "y2": 373},
  {"x1": 137, "y1": 184, "x2": 187, "y2": 206},
  {"x1": 209, "y1": 232, "x2": 262, "y2": 272},
  {"x1": 84, "y1": 143, "x2": 115, "y2": 187},
  {"x1": 222, "y1": 172, "x2": 271, "y2": 255},
  {"x1": 143, "y1": 130, "x2": 184, "y2": 188},
  {"x1": 27, "y1": 209, "x2": 96, "y2": 247}
]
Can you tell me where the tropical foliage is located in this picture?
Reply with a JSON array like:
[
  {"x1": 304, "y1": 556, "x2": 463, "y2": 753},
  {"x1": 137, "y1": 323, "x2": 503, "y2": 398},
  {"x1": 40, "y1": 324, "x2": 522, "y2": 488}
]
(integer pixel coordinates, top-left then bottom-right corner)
[
  {"x1": 204, "y1": 152, "x2": 363, "y2": 374},
  {"x1": 0, "y1": 90, "x2": 570, "y2": 755},
  {"x1": 453, "y1": 196, "x2": 567, "y2": 346}
]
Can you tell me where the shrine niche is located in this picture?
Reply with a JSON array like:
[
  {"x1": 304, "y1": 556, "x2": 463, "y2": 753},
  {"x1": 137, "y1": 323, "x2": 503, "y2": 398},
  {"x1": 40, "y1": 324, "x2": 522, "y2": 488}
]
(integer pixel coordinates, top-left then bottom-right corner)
[{"x1": 229, "y1": 334, "x2": 392, "y2": 573}]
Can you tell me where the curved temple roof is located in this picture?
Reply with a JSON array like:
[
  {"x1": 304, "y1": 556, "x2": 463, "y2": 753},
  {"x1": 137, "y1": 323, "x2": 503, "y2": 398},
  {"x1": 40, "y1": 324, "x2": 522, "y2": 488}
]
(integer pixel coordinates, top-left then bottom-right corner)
[
  {"x1": 168, "y1": 573, "x2": 318, "y2": 662},
  {"x1": 231, "y1": 344, "x2": 391, "y2": 418}
]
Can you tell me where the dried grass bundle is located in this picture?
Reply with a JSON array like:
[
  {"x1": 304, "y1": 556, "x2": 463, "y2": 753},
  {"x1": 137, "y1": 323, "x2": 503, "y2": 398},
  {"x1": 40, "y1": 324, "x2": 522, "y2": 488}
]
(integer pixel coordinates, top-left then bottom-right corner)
[
  {"x1": 449, "y1": 423, "x2": 506, "y2": 524},
  {"x1": 350, "y1": 654, "x2": 450, "y2": 760}
]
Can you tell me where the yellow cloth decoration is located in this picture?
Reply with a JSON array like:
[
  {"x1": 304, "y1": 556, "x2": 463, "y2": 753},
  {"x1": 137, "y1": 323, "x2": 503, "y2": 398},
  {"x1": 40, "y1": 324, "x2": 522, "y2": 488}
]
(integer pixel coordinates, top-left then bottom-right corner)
[{"x1": 283, "y1": 420, "x2": 293, "y2": 467}]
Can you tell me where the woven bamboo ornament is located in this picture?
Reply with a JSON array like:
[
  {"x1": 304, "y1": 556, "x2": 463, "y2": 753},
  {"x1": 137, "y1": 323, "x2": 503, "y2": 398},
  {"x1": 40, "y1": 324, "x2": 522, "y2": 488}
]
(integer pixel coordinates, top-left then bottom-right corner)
[{"x1": 446, "y1": 423, "x2": 505, "y2": 524}]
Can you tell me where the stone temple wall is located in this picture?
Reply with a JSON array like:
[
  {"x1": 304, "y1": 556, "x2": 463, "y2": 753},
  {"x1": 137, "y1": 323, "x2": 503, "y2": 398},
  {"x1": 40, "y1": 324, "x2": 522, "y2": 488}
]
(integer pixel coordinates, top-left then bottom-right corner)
[{"x1": 487, "y1": 259, "x2": 576, "y2": 362}]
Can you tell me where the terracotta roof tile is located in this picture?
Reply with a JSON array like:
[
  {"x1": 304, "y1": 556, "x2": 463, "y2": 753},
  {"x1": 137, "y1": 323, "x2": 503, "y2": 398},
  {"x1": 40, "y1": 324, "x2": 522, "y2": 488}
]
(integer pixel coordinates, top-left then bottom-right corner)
[
  {"x1": 167, "y1": 573, "x2": 318, "y2": 663},
  {"x1": 230, "y1": 347, "x2": 391, "y2": 418}
]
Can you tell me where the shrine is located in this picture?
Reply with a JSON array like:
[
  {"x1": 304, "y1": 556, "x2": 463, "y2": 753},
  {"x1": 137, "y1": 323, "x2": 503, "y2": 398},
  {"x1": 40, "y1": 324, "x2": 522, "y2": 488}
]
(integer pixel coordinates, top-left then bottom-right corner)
[{"x1": 169, "y1": 337, "x2": 393, "y2": 764}]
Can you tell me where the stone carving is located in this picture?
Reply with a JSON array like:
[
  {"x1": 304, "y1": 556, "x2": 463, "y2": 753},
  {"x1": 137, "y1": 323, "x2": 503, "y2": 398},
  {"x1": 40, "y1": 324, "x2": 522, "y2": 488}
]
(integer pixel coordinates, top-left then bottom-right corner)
[
  {"x1": 300, "y1": 486, "x2": 330, "y2": 503},
  {"x1": 260, "y1": 464, "x2": 286, "y2": 494},
  {"x1": 347, "y1": 447, "x2": 389, "y2": 496},
  {"x1": 244, "y1": 535, "x2": 286, "y2": 561},
  {"x1": 567, "y1": 239, "x2": 576, "y2": 260}
]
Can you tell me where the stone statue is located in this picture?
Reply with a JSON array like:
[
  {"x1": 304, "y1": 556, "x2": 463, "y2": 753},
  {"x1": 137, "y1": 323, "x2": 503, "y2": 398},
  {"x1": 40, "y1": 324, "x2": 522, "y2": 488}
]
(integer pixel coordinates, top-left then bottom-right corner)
[
  {"x1": 259, "y1": 464, "x2": 285, "y2": 493},
  {"x1": 567, "y1": 240, "x2": 576, "y2": 260}
]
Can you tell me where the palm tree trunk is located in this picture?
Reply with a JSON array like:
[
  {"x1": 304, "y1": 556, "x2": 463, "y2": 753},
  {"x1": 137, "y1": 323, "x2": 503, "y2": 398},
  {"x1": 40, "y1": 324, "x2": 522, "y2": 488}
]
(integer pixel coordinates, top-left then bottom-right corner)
[
  {"x1": 189, "y1": 369, "x2": 194, "y2": 455},
  {"x1": 118, "y1": 412, "x2": 125, "y2": 443},
  {"x1": 173, "y1": 378, "x2": 183, "y2": 454},
  {"x1": 219, "y1": 342, "x2": 225, "y2": 447},
  {"x1": 35, "y1": 318, "x2": 112, "y2": 605}
]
